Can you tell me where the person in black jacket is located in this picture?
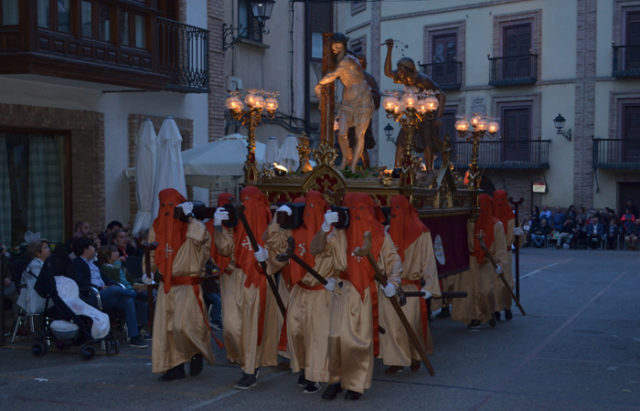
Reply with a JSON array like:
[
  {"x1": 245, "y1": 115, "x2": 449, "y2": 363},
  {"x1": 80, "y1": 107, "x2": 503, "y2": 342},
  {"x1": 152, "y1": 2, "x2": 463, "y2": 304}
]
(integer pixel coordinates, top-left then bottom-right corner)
[{"x1": 71, "y1": 237, "x2": 147, "y2": 348}]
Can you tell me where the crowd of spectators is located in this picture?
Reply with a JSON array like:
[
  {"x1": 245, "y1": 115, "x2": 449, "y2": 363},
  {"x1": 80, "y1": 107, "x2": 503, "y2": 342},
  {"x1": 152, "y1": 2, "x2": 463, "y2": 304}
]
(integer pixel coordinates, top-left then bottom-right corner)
[{"x1": 523, "y1": 200, "x2": 640, "y2": 250}]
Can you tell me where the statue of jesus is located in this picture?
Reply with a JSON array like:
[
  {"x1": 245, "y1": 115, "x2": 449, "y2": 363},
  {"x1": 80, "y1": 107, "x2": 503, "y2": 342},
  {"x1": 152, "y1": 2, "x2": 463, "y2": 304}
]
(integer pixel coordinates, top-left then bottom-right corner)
[{"x1": 315, "y1": 33, "x2": 374, "y2": 171}]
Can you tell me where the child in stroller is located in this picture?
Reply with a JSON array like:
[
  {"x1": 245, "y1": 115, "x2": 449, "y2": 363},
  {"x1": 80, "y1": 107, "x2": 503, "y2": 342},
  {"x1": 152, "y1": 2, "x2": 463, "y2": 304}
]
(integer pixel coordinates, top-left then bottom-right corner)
[{"x1": 31, "y1": 254, "x2": 119, "y2": 359}]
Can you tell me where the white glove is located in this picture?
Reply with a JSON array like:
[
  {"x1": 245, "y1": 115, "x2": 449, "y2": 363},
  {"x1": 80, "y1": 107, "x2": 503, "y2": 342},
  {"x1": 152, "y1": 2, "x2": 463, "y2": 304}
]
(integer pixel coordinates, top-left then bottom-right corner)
[
  {"x1": 322, "y1": 211, "x2": 339, "y2": 232},
  {"x1": 214, "y1": 207, "x2": 229, "y2": 226},
  {"x1": 254, "y1": 245, "x2": 268, "y2": 263},
  {"x1": 177, "y1": 201, "x2": 193, "y2": 216},
  {"x1": 141, "y1": 273, "x2": 153, "y2": 285},
  {"x1": 495, "y1": 264, "x2": 503, "y2": 275},
  {"x1": 382, "y1": 282, "x2": 397, "y2": 298},
  {"x1": 513, "y1": 227, "x2": 524, "y2": 236},
  {"x1": 421, "y1": 289, "x2": 432, "y2": 300},
  {"x1": 324, "y1": 277, "x2": 337, "y2": 292},
  {"x1": 276, "y1": 205, "x2": 293, "y2": 216}
]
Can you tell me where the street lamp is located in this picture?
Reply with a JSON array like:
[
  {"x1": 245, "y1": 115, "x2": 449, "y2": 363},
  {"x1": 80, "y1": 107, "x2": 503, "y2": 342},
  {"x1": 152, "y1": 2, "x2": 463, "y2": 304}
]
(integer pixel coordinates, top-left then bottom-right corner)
[
  {"x1": 384, "y1": 123, "x2": 395, "y2": 142},
  {"x1": 222, "y1": 0, "x2": 276, "y2": 50},
  {"x1": 455, "y1": 113, "x2": 500, "y2": 190},
  {"x1": 226, "y1": 89, "x2": 279, "y2": 184},
  {"x1": 553, "y1": 113, "x2": 572, "y2": 141},
  {"x1": 382, "y1": 87, "x2": 440, "y2": 186}
]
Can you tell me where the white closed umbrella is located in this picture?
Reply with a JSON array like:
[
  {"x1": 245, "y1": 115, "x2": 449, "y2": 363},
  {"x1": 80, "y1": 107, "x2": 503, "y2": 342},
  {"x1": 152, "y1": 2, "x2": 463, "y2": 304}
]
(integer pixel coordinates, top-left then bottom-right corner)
[
  {"x1": 265, "y1": 136, "x2": 279, "y2": 165},
  {"x1": 279, "y1": 134, "x2": 299, "y2": 171},
  {"x1": 152, "y1": 117, "x2": 187, "y2": 219},
  {"x1": 132, "y1": 119, "x2": 158, "y2": 237}
]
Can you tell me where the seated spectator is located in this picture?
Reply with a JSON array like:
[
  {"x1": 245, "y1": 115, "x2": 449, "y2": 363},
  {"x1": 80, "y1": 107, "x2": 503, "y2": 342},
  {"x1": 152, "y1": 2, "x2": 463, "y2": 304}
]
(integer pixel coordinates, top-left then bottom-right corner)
[
  {"x1": 108, "y1": 228, "x2": 141, "y2": 259},
  {"x1": 99, "y1": 221, "x2": 123, "y2": 247},
  {"x1": 531, "y1": 217, "x2": 551, "y2": 248},
  {"x1": 586, "y1": 217, "x2": 603, "y2": 249},
  {"x1": 625, "y1": 219, "x2": 640, "y2": 250},
  {"x1": 16, "y1": 239, "x2": 51, "y2": 315},
  {"x1": 620, "y1": 208, "x2": 636, "y2": 236},
  {"x1": 551, "y1": 208, "x2": 566, "y2": 232},
  {"x1": 574, "y1": 214, "x2": 588, "y2": 248},
  {"x1": 66, "y1": 221, "x2": 92, "y2": 260},
  {"x1": 605, "y1": 221, "x2": 621, "y2": 250},
  {"x1": 97, "y1": 245, "x2": 150, "y2": 336},
  {"x1": 540, "y1": 206, "x2": 552, "y2": 222},
  {"x1": 2, "y1": 244, "x2": 18, "y2": 327},
  {"x1": 557, "y1": 217, "x2": 576, "y2": 249},
  {"x1": 70, "y1": 237, "x2": 148, "y2": 348}
]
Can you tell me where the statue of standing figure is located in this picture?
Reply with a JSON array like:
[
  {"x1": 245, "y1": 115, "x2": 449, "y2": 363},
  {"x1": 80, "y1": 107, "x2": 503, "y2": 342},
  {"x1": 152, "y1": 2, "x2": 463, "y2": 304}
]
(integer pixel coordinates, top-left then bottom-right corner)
[
  {"x1": 315, "y1": 33, "x2": 374, "y2": 171},
  {"x1": 384, "y1": 38, "x2": 446, "y2": 171}
]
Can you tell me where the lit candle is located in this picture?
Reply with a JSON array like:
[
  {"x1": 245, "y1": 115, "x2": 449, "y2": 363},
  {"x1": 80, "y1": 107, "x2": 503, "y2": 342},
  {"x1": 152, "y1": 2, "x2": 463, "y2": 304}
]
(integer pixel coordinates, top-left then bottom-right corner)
[
  {"x1": 265, "y1": 97, "x2": 278, "y2": 113},
  {"x1": 253, "y1": 95, "x2": 265, "y2": 109},
  {"x1": 383, "y1": 96, "x2": 398, "y2": 112},
  {"x1": 477, "y1": 119, "x2": 488, "y2": 131},
  {"x1": 424, "y1": 95, "x2": 439, "y2": 112},
  {"x1": 470, "y1": 115, "x2": 481, "y2": 127},
  {"x1": 245, "y1": 93, "x2": 257, "y2": 107},
  {"x1": 225, "y1": 96, "x2": 243, "y2": 112},
  {"x1": 455, "y1": 119, "x2": 470, "y2": 132},
  {"x1": 488, "y1": 121, "x2": 499, "y2": 134},
  {"x1": 401, "y1": 92, "x2": 416, "y2": 109}
]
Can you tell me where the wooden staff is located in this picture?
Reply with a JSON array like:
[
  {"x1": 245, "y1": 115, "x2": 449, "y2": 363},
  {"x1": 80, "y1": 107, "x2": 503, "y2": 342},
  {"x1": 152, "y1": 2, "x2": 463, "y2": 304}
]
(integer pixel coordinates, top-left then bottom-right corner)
[
  {"x1": 354, "y1": 232, "x2": 435, "y2": 376},
  {"x1": 509, "y1": 197, "x2": 524, "y2": 300},
  {"x1": 233, "y1": 202, "x2": 287, "y2": 317},
  {"x1": 276, "y1": 237, "x2": 328, "y2": 285},
  {"x1": 477, "y1": 232, "x2": 527, "y2": 316}
]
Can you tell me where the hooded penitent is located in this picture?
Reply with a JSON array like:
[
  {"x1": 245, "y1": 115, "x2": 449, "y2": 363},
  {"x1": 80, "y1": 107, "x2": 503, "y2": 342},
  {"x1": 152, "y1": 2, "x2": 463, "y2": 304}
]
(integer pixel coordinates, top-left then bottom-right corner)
[
  {"x1": 206, "y1": 192, "x2": 234, "y2": 273},
  {"x1": 289, "y1": 191, "x2": 328, "y2": 286},
  {"x1": 473, "y1": 194, "x2": 498, "y2": 264},
  {"x1": 153, "y1": 188, "x2": 188, "y2": 294},
  {"x1": 388, "y1": 195, "x2": 429, "y2": 261},
  {"x1": 492, "y1": 190, "x2": 514, "y2": 235}
]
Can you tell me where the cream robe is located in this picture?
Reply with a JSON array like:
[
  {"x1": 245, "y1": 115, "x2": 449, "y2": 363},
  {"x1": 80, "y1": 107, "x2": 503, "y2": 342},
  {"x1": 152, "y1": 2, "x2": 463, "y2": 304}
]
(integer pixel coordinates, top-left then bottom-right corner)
[
  {"x1": 149, "y1": 220, "x2": 215, "y2": 374},
  {"x1": 214, "y1": 227, "x2": 279, "y2": 374},
  {"x1": 494, "y1": 219, "x2": 515, "y2": 311},
  {"x1": 322, "y1": 230, "x2": 402, "y2": 394},
  {"x1": 264, "y1": 221, "x2": 338, "y2": 382},
  {"x1": 451, "y1": 221, "x2": 507, "y2": 324},
  {"x1": 380, "y1": 231, "x2": 441, "y2": 366}
]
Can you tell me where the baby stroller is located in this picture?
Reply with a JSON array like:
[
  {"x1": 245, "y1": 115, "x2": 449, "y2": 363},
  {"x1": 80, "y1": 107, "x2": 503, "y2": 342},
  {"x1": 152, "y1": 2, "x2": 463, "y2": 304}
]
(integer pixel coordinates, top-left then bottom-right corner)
[{"x1": 31, "y1": 255, "x2": 119, "y2": 360}]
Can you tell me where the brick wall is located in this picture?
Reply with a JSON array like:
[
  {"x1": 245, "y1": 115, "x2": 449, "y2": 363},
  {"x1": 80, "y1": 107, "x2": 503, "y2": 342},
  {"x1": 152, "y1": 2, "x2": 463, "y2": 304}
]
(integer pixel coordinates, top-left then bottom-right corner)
[
  {"x1": 128, "y1": 115, "x2": 193, "y2": 220},
  {"x1": 485, "y1": 170, "x2": 544, "y2": 220},
  {"x1": 0, "y1": 103, "x2": 104, "y2": 239}
]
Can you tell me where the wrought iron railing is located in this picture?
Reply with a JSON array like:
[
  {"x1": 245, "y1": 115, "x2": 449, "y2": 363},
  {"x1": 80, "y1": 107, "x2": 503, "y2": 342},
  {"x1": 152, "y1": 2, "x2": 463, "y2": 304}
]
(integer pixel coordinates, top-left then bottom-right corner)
[
  {"x1": 488, "y1": 54, "x2": 538, "y2": 86},
  {"x1": 419, "y1": 61, "x2": 463, "y2": 90},
  {"x1": 436, "y1": 139, "x2": 550, "y2": 169},
  {"x1": 612, "y1": 44, "x2": 640, "y2": 78},
  {"x1": 593, "y1": 138, "x2": 640, "y2": 169},
  {"x1": 157, "y1": 18, "x2": 209, "y2": 93}
]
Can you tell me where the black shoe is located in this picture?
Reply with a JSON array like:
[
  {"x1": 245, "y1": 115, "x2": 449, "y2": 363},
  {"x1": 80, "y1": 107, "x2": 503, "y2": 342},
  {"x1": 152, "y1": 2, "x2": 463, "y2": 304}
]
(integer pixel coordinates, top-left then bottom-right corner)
[
  {"x1": 297, "y1": 373, "x2": 309, "y2": 387},
  {"x1": 303, "y1": 381, "x2": 320, "y2": 394},
  {"x1": 436, "y1": 307, "x2": 450, "y2": 319},
  {"x1": 494, "y1": 311, "x2": 501, "y2": 321},
  {"x1": 467, "y1": 320, "x2": 481, "y2": 329},
  {"x1": 489, "y1": 318, "x2": 497, "y2": 328},
  {"x1": 160, "y1": 364, "x2": 185, "y2": 381},
  {"x1": 128, "y1": 336, "x2": 149, "y2": 348},
  {"x1": 235, "y1": 373, "x2": 257, "y2": 390},
  {"x1": 190, "y1": 354, "x2": 203, "y2": 377},
  {"x1": 321, "y1": 383, "x2": 342, "y2": 400},
  {"x1": 345, "y1": 390, "x2": 362, "y2": 400},
  {"x1": 139, "y1": 328, "x2": 152, "y2": 340},
  {"x1": 505, "y1": 309, "x2": 513, "y2": 320}
]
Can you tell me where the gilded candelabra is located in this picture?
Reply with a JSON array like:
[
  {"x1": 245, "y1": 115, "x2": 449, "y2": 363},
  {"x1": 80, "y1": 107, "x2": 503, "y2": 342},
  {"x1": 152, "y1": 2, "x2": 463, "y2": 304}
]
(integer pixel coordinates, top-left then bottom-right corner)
[
  {"x1": 225, "y1": 89, "x2": 278, "y2": 184},
  {"x1": 382, "y1": 87, "x2": 440, "y2": 186},
  {"x1": 454, "y1": 114, "x2": 500, "y2": 191}
]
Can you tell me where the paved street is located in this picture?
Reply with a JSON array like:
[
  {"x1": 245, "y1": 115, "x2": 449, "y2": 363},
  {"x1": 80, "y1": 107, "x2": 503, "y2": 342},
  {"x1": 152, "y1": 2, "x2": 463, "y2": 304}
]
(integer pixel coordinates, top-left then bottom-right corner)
[{"x1": 1, "y1": 248, "x2": 639, "y2": 410}]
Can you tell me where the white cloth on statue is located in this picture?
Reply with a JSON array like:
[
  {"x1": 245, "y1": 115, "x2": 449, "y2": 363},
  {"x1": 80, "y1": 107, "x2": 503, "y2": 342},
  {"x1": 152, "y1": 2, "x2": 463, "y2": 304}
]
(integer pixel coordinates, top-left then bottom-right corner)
[
  {"x1": 265, "y1": 136, "x2": 280, "y2": 165},
  {"x1": 279, "y1": 135, "x2": 300, "y2": 171}
]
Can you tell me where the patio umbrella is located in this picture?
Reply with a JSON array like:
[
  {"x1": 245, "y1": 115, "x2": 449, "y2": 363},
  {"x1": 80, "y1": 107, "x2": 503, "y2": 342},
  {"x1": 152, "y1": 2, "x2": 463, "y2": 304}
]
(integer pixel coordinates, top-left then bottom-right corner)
[
  {"x1": 132, "y1": 119, "x2": 157, "y2": 237},
  {"x1": 265, "y1": 136, "x2": 279, "y2": 165},
  {"x1": 279, "y1": 134, "x2": 299, "y2": 172},
  {"x1": 152, "y1": 117, "x2": 187, "y2": 219}
]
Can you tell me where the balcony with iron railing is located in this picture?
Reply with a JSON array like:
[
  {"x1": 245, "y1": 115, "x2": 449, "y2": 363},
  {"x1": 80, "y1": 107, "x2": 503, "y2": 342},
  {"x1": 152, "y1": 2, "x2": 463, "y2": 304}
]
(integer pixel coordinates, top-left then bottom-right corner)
[
  {"x1": 435, "y1": 139, "x2": 551, "y2": 169},
  {"x1": 419, "y1": 61, "x2": 462, "y2": 91},
  {"x1": 612, "y1": 44, "x2": 640, "y2": 78},
  {"x1": 0, "y1": 0, "x2": 208, "y2": 92},
  {"x1": 593, "y1": 138, "x2": 640, "y2": 169},
  {"x1": 488, "y1": 54, "x2": 538, "y2": 87}
]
